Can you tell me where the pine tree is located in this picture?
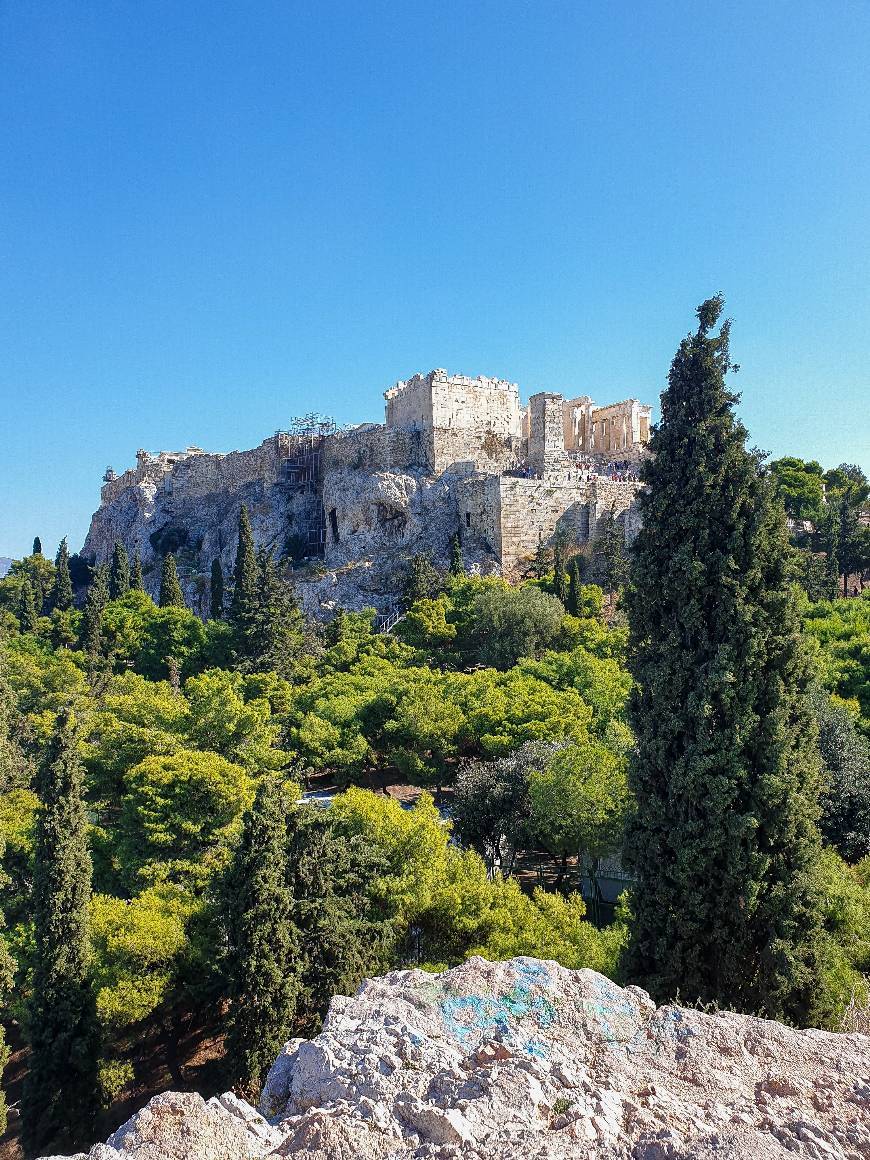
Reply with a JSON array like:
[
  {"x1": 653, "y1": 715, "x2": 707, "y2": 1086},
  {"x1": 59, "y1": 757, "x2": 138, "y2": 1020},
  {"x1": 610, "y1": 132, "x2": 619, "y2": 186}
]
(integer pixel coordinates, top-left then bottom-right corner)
[
  {"x1": 553, "y1": 537, "x2": 566, "y2": 603},
  {"x1": 130, "y1": 549, "x2": 144, "y2": 591},
  {"x1": 52, "y1": 538, "x2": 74, "y2": 612},
  {"x1": 80, "y1": 564, "x2": 110, "y2": 661},
  {"x1": 21, "y1": 710, "x2": 99, "y2": 1156},
  {"x1": 224, "y1": 776, "x2": 299, "y2": 1092},
  {"x1": 449, "y1": 532, "x2": 464, "y2": 577},
  {"x1": 18, "y1": 576, "x2": 37, "y2": 634},
  {"x1": 623, "y1": 296, "x2": 827, "y2": 1026},
  {"x1": 159, "y1": 555, "x2": 185, "y2": 608},
  {"x1": 210, "y1": 558, "x2": 225, "y2": 620},
  {"x1": 109, "y1": 541, "x2": 130, "y2": 600},
  {"x1": 32, "y1": 536, "x2": 42, "y2": 556},
  {"x1": 229, "y1": 505, "x2": 259, "y2": 626}
]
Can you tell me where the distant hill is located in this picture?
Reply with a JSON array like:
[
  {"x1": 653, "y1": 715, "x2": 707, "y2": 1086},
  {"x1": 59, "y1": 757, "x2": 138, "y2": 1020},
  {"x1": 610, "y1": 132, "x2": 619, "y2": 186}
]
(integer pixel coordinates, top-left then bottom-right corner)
[{"x1": 0, "y1": 557, "x2": 12, "y2": 578}]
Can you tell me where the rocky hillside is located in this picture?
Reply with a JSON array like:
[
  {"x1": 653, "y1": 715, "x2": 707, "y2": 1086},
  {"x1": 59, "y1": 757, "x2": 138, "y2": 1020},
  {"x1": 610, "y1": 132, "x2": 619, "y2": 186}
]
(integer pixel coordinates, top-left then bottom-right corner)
[{"x1": 40, "y1": 956, "x2": 870, "y2": 1159}]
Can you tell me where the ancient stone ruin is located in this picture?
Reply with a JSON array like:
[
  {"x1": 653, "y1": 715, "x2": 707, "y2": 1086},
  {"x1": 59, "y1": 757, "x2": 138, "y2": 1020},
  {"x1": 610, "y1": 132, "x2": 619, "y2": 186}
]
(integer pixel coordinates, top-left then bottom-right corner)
[
  {"x1": 39, "y1": 956, "x2": 870, "y2": 1159},
  {"x1": 83, "y1": 371, "x2": 651, "y2": 617}
]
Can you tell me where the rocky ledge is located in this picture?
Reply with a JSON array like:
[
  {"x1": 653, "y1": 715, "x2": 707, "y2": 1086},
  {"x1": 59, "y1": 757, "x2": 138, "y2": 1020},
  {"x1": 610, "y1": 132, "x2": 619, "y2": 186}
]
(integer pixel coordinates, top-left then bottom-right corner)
[{"x1": 42, "y1": 956, "x2": 870, "y2": 1159}]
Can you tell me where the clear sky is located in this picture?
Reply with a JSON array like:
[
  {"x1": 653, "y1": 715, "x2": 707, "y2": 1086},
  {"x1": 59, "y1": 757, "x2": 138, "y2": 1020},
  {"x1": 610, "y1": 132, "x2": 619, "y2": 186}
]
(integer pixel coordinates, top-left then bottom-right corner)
[{"x1": 1, "y1": 1, "x2": 868, "y2": 559}]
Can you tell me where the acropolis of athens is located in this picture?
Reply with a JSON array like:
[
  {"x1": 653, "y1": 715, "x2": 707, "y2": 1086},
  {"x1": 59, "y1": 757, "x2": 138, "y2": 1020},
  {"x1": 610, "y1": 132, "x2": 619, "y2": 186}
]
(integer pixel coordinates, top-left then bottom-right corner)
[{"x1": 85, "y1": 368, "x2": 652, "y2": 617}]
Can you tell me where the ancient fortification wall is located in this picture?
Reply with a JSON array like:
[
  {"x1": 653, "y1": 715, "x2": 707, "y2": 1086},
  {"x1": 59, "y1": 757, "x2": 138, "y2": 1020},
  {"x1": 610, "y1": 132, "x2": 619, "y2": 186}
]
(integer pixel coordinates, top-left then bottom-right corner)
[
  {"x1": 84, "y1": 367, "x2": 651, "y2": 617},
  {"x1": 460, "y1": 475, "x2": 643, "y2": 578},
  {"x1": 385, "y1": 369, "x2": 523, "y2": 473}
]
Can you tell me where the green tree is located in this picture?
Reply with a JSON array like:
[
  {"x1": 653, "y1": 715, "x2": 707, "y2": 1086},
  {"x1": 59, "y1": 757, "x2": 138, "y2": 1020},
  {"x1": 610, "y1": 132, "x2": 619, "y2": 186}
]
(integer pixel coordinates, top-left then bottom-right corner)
[
  {"x1": 241, "y1": 552, "x2": 304, "y2": 675},
  {"x1": 109, "y1": 541, "x2": 130, "y2": 600},
  {"x1": 405, "y1": 552, "x2": 439, "y2": 604},
  {"x1": 452, "y1": 743, "x2": 539, "y2": 874},
  {"x1": 470, "y1": 584, "x2": 564, "y2": 669},
  {"x1": 80, "y1": 563, "x2": 110, "y2": 660},
  {"x1": 224, "y1": 776, "x2": 299, "y2": 1092},
  {"x1": 18, "y1": 575, "x2": 38, "y2": 634},
  {"x1": 528, "y1": 739, "x2": 628, "y2": 917},
  {"x1": 32, "y1": 536, "x2": 42, "y2": 556},
  {"x1": 229, "y1": 505, "x2": 259, "y2": 635},
  {"x1": 52, "y1": 537, "x2": 74, "y2": 612},
  {"x1": 532, "y1": 534, "x2": 550, "y2": 580},
  {"x1": 623, "y1": 296, "x2": 828, "y2": 1025},
  {"x1": 159, "y1": 554, "x2": 185, "y2": 609},
  {"x1": 591, "y1": 508, "x2": 629, "y2": 595},
  {"x1": 119, "y1": 749, "x2": 253, "y2": 889},
  {"x1": 210, "y1": 557, "x2": 225, "y2": 620},
  {"x1": 566, "y1": 556, "x2": 581, "y2": 615},
  {"x1": 21, "y1": 710, "x2": 99, "y2": 1157},
  {"x1": 789, "y1": 546, "x2": 839, "y2": 602},
  {"x1": 553, "y1": 537, "x2": 567, "y2": 604},
  {"x1": 449, "y1": 532, "x2": 464, "y2": 577},
  {"x1": 814, "y1": 691, "x2": 870, "y2": 863},
  {"x1": 769, "y1": 457, "x2": 826, "y2": 524},
  {"x1": 0, "y1": 910, "x2": 12, "y2": 1137},
  {"x1": 823, "y1": 465, "x2": 870, "y2": 596},
  {"x1": 0, "y1": 651, "x2": 33, "y2": 792},
  {"x1": 288, "y1": 807, "x2": 391, "y2": 1025},
  {"x1": 130, "y1": 549, "x2": 144, "y2": 592}
]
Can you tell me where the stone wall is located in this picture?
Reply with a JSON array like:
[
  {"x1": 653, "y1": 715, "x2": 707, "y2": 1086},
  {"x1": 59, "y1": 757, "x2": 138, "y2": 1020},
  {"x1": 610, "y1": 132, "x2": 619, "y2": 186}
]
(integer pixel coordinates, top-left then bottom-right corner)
[
  {"x1": 459, "y1": 474, "x2": 644, "y2": 577},
  {"x1": 385, "y1": 369, "x2": 523, "y2": 473},
  {"x1": 457, "y1": 474, "x2": 502, "y2": 560},
  {"x1": 323, "y1": 424, "x2": 424, "y2": 473},
  {"x1": 498, "y1": 478, "x2": 593, "y2": 574}
]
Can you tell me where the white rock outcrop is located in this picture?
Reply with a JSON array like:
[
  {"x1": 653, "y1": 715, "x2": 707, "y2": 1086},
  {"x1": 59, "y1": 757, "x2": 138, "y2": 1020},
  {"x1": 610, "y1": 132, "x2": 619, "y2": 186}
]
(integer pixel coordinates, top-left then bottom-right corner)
[{"x1": 41, "y1": 956, "x2": 870, "y2": 1159}]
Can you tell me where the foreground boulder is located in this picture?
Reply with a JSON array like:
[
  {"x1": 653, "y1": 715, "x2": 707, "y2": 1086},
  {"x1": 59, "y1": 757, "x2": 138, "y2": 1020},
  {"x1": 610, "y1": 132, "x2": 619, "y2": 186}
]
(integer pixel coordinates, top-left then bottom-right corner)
[{"x1": 42, "y1": 956, "x2": 870, "y2": 1158}]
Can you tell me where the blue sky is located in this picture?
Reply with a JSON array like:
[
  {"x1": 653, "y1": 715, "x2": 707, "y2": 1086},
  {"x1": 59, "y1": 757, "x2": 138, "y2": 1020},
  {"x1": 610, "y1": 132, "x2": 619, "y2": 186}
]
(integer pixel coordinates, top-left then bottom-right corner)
[{"x1": 1, "y1": 1, "x2": 868, "y2": 558}]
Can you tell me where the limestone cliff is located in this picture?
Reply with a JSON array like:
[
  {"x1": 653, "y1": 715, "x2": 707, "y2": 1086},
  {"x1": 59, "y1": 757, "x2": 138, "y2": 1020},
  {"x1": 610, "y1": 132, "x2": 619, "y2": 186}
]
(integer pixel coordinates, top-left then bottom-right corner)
[
  {"x1": 41, "y1": 956, "x2": 870, "y2": 1159},
  {"x1": 82, "y1": 435, "x2": 499, "y2": 620}
]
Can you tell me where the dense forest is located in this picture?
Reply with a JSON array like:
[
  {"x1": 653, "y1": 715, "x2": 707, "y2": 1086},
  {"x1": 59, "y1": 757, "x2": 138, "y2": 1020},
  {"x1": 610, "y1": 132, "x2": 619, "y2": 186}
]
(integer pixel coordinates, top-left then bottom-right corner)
[{"x1": 1, "y1": 311, "x2": 869, "y2": 1157}]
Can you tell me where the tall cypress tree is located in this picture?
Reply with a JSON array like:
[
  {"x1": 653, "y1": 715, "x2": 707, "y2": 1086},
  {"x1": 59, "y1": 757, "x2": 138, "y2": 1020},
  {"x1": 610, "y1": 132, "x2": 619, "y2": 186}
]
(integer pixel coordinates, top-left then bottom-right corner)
[
  {"x1": 30, "y1": 564, "x2": 45, "y2": 616},
  {"x1": 229, "y1": 505, "x2": 259, "y2": 632},
  {"x1": 109, "y1": 541, "x2": 130, "y2": 599},
  {"x1": 224, "y1": 776, "x2": 299, "y2": 1093},
  {"x1": 18, "y1": 576, "x2": 37, "y2": 634},
  {"x1": 449, "y1": 532, "x2": 464, "y2": 577},
  {"x1": 532, "y1": 534, "x2": 549, "y2": 580},
  {"x1": 592, "y1": 507, "x2": 629, "y2": 595},
  {"x1": 159, "y1": 555, "x2": 185, "y2": 608},
  {"x1": 553, "y1": 537, "x2": 566, "y2": 603},
  {"x1": 566, "y1": 556, "x2": 580, "y2": 615},
  {"x1": 21, "y1": 710, "x2": 99, "y2": 1156},
  {"x1": 130, "y1": 549, "x2": 144, "y2": 592},
  {"x1": 210, "y1": 558, "x2": 225, "y2": 620},
  {"x1": 623, "y1": 296, "x2": 826, "y2": 1026},
  {"x1": 32, "y1": 536, "x2": 42, "y2": 556},
  {"x1": 80, "y1": 564, "x2": 109, "y2": 660},
  {"x1": 52, "y1": 538, "x2": 74, "y2": 612},
  {"x1": 0, "y1": 652, "x2": 32, "y2": 792},
  {"x1": 242, "y1": 552, "x2": 304, "y2": 675}
]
